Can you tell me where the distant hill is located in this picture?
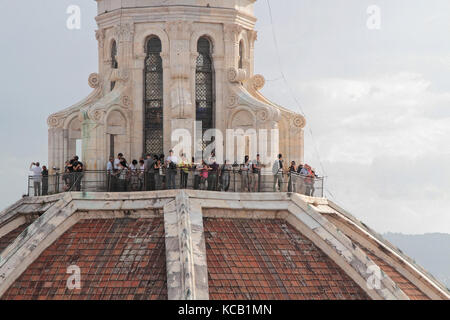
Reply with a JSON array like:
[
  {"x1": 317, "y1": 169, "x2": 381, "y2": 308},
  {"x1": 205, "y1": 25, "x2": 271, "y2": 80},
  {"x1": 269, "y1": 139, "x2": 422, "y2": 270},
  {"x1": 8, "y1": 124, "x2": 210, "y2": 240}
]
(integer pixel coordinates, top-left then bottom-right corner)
[{"x1": 383, "y1": 232, "x2": 450, "y2": 289}]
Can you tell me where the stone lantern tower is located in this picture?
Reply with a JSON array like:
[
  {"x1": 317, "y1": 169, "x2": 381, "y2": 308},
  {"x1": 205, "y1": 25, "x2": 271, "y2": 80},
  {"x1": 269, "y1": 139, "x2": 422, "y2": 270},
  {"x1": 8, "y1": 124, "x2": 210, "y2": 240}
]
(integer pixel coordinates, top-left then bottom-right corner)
[{"x1": 47, "y1": 0, "x2": 306, "y2": 171}]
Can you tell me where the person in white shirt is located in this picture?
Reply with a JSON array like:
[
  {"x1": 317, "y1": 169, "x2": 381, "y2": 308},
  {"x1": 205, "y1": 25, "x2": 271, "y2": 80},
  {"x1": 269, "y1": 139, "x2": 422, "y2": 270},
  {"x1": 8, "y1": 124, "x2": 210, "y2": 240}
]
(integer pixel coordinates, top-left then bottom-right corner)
[
  {"x1": 139, "y1": 159, "x2": 145, "y2": 190},
  {"x1": 106, "y1": 157, "x2": 115, "y2": 192},
  {"x1": 114, "y1": 153, "x2": 123, "y2": 170},
  {"x1": 208, "y1": 152, "x2": 217, "y2": 166},
  {"x1": 166, "y1": 150, "x2": 179, "y2": 190},
  {"x1": 166, "y1": 150, "x2": 179, "y2": 165},
  {"x1": 272, "y1": 154, "x2": 284, "y2": 192},
  {"x1": 130, "y1": 160, "x2": 138, "y2": 171},
  {"x1": 29, "y1": 162, "x2": 43, "y2": 196},
  {"x1": 106, "y1": 157, "x2": 114, "y2": 173}
]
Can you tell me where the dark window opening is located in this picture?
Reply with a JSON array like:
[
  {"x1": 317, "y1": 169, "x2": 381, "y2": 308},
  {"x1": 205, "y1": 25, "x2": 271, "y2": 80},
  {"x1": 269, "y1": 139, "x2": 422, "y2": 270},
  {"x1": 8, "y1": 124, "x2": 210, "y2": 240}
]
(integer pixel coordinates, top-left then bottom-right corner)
[
  {"x1": 144, "y1": 37, "x2": 164, "y2": 156},
  {"x1": 111, "y1": 40, "x2": 118, "y2": 91},
  {"x1": 239, "y1": 40, "x2": 244, "y2": 69},
  {"x1": 196, "y1": 37, "x2": 215, "y2": 152}
]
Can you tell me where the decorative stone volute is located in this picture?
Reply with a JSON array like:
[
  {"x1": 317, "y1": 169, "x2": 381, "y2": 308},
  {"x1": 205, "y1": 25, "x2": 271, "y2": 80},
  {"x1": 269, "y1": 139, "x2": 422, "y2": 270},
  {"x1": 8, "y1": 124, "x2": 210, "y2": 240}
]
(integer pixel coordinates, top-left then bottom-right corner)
[
  {"x1": 228, "y1": 67, "x2": 247, "y2": 83},
  {"x1": 88, "y1": 73, "x2": 101, "y2": 89},
  {"x1": 47, "y1": 115, "x2": 63, "y2": 128},
  {"x1": 248, "y1": 74, "x2": 266, "y2": 91}
]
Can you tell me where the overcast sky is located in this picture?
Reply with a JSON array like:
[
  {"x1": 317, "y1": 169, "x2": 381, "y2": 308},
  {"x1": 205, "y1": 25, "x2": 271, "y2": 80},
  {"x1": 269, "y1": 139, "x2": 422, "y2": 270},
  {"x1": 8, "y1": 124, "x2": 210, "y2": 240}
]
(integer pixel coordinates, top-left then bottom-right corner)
[{"x1": 0, "y1": 0, "x2": 449, "y2": 235}]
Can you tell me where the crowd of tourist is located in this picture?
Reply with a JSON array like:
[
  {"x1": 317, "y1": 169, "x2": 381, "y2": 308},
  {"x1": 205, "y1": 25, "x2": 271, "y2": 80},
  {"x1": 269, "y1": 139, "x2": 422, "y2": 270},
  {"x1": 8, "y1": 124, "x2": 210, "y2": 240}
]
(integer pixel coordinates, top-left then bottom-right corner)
[
  {"x1": 105, "y1": 151, "x2": 320, "y2": 195},
  {"x1": 28, "y1": 156, "x2": 84, "y2": 196},
  {"x1": 29, "y1": 152, "x2": 320, "y2": 197}
]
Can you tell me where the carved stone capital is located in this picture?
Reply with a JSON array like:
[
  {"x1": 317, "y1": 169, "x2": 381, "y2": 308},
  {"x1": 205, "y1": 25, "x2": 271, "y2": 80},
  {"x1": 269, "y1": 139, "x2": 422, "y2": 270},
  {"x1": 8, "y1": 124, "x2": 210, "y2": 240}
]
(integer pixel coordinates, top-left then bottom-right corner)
[
  {"x1": 95, "y1": 29, "x2": 105, "y2": 48},
  {"x1": 47, "y1": 115, "x2": 64, "y2": 128},
  {"x1": 165, "y1": 20, "x2": 193, "y2": 40},
  {"x1": 87, "y1": 109, "x2": 105, "y2": 122},
  {"x1": 114, "y1": 23, "x2": 135, "y2": 42},
  {"x1": 110, "y1": 68, "x2": 130, "y2": 83},
  {"x1": 223, "y1": 23, "x2": 243, "y2": 42},
  {"x1": 248, "y1": 30, "x2": 258, "y2": 47},
  {"x1": 104, "y1": 58, "x2": 113, "y2": 65}
]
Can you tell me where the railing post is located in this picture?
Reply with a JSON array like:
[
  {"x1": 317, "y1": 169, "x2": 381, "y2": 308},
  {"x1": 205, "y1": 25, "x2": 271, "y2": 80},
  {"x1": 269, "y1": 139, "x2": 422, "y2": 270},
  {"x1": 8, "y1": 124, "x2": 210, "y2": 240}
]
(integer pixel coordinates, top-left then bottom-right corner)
[{"x1": 55, "y1": 172, "x2": 59, "y2": 194}]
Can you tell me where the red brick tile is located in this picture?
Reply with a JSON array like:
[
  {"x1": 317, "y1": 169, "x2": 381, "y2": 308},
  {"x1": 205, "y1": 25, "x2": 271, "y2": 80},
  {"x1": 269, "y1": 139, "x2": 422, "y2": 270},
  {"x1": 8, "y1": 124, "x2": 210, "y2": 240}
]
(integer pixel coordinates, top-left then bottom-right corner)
[
  {"x1": 346, "y1": 237, "x2": 429, "y2": 300},
  {"x1": 0, "y1": 223, "x2": 32, "y2": 254},
  {"x1": 1, "y1": 218, "x2": 167, "y2": 300},
  {"x1": 204, "y1": 218, "x2": 369, "y2": 300}
]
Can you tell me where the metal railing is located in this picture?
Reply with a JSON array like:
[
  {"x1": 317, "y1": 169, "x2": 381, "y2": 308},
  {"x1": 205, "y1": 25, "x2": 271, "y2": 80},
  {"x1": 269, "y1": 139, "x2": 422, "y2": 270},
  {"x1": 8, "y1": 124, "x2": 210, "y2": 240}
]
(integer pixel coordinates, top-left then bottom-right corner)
[{"x1": 27, "y1": 169, "x2": 324, "y2": 198}]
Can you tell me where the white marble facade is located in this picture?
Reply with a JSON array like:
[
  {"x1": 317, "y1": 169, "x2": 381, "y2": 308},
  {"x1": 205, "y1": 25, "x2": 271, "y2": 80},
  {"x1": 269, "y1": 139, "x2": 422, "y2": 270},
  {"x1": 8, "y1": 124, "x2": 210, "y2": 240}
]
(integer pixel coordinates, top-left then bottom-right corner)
[{"x1": 47, "y1": 0, "x2": 306, "y2": 171}]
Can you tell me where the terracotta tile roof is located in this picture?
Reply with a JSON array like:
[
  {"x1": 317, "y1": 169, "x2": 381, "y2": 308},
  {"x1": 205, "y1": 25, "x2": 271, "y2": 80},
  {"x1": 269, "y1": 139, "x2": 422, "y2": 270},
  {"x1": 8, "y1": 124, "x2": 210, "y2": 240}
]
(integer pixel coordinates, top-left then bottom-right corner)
[
  {"x1": 0, "y1": 223, "x2": 32, "y2": 254},
  {"x1": 362, "y1": 246, "x2": 428, "y2": 300},
  {"x1": 1, "y1": 218, "x2": 167, "y2": 300},
  {"x1": 324, "y1": 214, "x2": 429, "y2": 300},
  {"x1": 204, "y1": 218, "x2": 370, "y2": 300}
]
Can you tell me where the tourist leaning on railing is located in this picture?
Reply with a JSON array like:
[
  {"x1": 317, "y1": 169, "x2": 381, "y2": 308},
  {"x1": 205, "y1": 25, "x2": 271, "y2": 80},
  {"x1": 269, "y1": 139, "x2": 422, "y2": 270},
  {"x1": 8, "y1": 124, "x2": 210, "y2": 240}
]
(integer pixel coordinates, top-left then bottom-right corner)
[
  {"x1": 288, "y1": 161, "x2": 297, "y2": 193},
  {"x1": 220, "y1": 161, "x2": 232, "y2": 192},
  {"x1": 208, "y1": 159, "x2": 219, "y2": 191},
  {"x1": 153, "y1": 156, "x2": 162, "y2": 190},
  {"x1": 179, "y1": 154, "x2": 191, "y2": 189},
  {"x1": 272, "y1": 154, "x2": 284, "y2": 192},
  {"x1": 199, "y1": 161, "x2": 210, "y2": 190},
  {"x1": 240, "y1": 156, "x2": 251, "y2": 192},
  {"x1": 129, "y1": 160, "x2": 140, "y2": 191},
  {"x1": 29, "y1": 162, "x2": 43, "y2": 196},
  {"x1": 116, "y1": 162, "x2": 128, "y2": 192},
  {"x1": 192, "y1": 157, "x2": 201, "y2": 190},
  {"x1": 251, "y1": 154, "x2": 262, "y2": 193},
  {"x1": 144, "y1": 154, "x2": 155, "y2": 191},
  {"x1": 166, "y1": 150, "x2": 178, "y2": 190},
  {"x1": 42, "y1": 166, "x2": 49, "y2": 196},
  {"x1": 28, "y1": 152, "x2": 324, "y2": 197},
  {"x1": 71, "y1": 156, "x2": 84, "y2": 192},
  {"x1": 139, "y1": 160, "x2": 145, "y2": 191}
]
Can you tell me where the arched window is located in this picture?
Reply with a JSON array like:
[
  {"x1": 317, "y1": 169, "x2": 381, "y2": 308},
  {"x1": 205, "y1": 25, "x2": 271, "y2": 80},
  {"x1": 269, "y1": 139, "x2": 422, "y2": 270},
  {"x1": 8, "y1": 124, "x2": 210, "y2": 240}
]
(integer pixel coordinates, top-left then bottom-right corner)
[
  {"x1": 196, "y1": 37, "x2": 215, "y2": 150},
  {"x1": 239, "y1": 40, "x2": 244, "y2": 69},
  {"x1": 111, "y1": 40, "x2": 118, "y2": 91},
  {"x1": 144, "y1": 37, "x2": 164, "y2": 156}
]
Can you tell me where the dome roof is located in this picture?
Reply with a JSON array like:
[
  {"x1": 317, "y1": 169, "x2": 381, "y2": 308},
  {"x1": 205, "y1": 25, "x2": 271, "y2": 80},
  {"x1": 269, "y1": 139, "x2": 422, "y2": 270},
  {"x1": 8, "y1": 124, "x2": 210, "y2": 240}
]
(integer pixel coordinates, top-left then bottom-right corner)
[{"x1": 0, "y1": 191, "x2": 448, "y2": 300}]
